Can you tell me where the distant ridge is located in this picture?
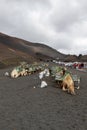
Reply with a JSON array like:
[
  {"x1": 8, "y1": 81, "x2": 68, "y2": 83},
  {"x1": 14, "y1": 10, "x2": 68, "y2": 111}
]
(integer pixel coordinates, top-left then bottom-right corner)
[{"x1": 0, "y1": 32, "x2": 86, "y2": 68}]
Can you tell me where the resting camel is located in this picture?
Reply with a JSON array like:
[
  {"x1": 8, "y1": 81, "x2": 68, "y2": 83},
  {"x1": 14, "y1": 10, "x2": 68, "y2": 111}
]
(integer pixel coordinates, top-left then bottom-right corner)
[{"x1": 60, "y1": 68, "x2": 76, "y2": 95}]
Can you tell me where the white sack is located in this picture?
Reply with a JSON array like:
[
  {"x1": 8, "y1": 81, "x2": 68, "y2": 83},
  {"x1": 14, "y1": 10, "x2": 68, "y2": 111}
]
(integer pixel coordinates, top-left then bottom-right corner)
[
  {"x1": 5, "y1": 72, "x2": 9, "y2": 77},
  {"x1": 40, "y1": 81, "x2": 47, "y2": 88},
  {"x1": 39, "y1": 71, "x2": 44, "y2": 79}
]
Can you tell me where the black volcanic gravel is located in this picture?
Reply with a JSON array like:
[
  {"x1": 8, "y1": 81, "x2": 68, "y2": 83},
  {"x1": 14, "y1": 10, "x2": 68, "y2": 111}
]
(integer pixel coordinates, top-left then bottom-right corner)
[{"x1": 0, "y1": 66, "x2": 87, "y2": 130}]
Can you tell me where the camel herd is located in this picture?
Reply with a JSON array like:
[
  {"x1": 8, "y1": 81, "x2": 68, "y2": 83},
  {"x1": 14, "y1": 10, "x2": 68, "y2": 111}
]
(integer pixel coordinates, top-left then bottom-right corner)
[{"x1": 10, "y1": 62, "x2": 80, "y2": 95}]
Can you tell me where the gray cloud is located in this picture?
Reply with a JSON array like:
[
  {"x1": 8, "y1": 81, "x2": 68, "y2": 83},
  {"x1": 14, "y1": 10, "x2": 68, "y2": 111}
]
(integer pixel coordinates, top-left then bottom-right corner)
[{"x1": 0, "y1": 0, "x2": 87, "y2": 55}]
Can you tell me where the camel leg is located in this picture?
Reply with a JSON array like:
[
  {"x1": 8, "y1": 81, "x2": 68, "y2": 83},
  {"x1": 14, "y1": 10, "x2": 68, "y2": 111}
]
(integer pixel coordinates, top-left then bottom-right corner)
[{"x1": 62, "y1": 84, "x2": 68, "y2": 91}]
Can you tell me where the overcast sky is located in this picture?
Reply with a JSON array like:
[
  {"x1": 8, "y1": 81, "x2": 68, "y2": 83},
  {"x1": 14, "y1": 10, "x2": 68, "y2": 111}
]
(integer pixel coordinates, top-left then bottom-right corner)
[{"x1": 0, "y1": 0, "x2": 87, "y2": 55}]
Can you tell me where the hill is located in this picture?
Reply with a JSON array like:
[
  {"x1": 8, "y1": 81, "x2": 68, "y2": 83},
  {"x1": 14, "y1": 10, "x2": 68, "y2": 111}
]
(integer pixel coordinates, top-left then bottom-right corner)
[
  {"x1": 0, "y1": 32, "x2": 87, "y2": 68},
  {"x1": 0, "y1": 32, "x2": 65, "y2": 68}
]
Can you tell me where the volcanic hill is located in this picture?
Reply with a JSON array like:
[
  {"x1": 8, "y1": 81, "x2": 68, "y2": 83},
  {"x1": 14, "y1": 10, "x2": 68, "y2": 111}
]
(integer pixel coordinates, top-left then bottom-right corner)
[{"x1": 0, "y1": 32, "x2": 65, "y2": 68}]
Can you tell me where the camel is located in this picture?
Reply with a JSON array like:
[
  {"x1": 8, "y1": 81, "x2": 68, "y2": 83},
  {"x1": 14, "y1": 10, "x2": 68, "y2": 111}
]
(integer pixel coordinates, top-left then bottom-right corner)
[{"x1": 61, "y1": 73, "x2": 76, "y2": 95}]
